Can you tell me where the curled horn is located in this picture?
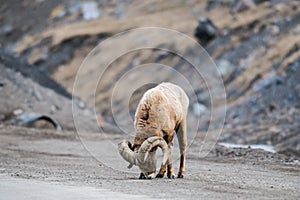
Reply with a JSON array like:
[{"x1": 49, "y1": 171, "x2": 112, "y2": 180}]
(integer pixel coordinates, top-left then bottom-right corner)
[
  {"x1": 118, "y1": 140, "x2": 136, "y2": 168},
  {"x1": 138, "y1": 136, "x2": 169, "y2": 166},
  {"x1": 118, "y1": 137, "x2": 169, "y2": 169}
]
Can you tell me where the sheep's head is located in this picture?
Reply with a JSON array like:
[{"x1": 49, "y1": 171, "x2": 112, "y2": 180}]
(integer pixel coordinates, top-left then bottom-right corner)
[{"x1": 118, "y1": 136, "x2": 169, "y2": 178}]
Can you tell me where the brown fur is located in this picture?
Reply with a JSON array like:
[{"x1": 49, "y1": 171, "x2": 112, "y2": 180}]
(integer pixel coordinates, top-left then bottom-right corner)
[{"x1": 132, "y1": 82, "x2": 189, "y2": 178}]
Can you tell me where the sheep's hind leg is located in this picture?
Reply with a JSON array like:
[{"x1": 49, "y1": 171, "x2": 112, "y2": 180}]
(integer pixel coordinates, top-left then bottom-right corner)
[{"x1": 176, "y1": 121, "x2": 187, "y2": 178}]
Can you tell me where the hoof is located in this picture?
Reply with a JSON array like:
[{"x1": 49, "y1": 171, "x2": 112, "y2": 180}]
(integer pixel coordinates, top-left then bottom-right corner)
[
  {"x1": 177, "y1": 172, "x2": 184, "y2": 178},
  {"x1": 156, "y1": 174, "x2": 164, "y2": 178},
  {"x1": 167, "y1": 175, "x2": 175, "y2": 179},
  {"x1": 139, "y1": 173, "x2": 146, "y2": 179}
]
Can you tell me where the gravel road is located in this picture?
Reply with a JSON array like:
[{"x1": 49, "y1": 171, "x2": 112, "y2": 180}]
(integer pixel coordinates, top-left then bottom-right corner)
[{"x1": 0, "y1": 126, "x2": 299, "y2": 199}]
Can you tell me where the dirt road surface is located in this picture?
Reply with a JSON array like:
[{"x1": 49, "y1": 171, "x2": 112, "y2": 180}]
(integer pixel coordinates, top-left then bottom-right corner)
[{"x1": 0, "y1": 126, "x2": 299, "y2": 199}]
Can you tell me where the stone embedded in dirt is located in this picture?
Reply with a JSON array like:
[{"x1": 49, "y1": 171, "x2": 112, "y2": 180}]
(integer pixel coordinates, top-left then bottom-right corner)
[
  {"x1": 194, "y1": 17, "x2": 218, "y2": 45},
  {"x1": 205, "y1": 0, "x2": 231, "y2": 11},
  {"x1": 253, "y1": 0, "x2": 270, "y2": 4},
  {"x1": 193, "y1": 103, "x2": 207, "y2": 116},
  {"x1": 269, "y1": 25, "x2": 280, "y2": 35},
  {"x1": 0, "y1": 24, "x2": 14, "y2": 35},
  {"x1": 216, "y1": 59, "x2": 236, "y2": 80},
  {"x1": 7, "y1": 113, "x2": 62, "y2": 131},
  {"x1": 13, "y1": 109, "x2": 23, "y2": 116},
  {"x1": 68, "y1": 2, "x2": 81, "y2": 15},
  {"x1": 81, "y1": 1, "x2": 101, "y2": 20},
  {"x1": 252, "y1": 76, "x2": 284, "y2": 92},
  {"x1": 232, "y1": 0, "x2": 256, "y2": 12},
  {"x1": 27, "y1": 47, "x2": 49, "y2": 65},
  {"x1": 50, "y1": 5, "x2": 66, "y2": 20},
  {"x1": 292, "y1": 25, "x2": 300, "y2": 35}
]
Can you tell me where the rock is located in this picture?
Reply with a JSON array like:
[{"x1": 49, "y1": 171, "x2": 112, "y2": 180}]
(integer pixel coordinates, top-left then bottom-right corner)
[
  {"x1": 0, "y1": 24, "x2": 14, "y2": 35},
  {"x1": 253, "y1": 0, "x2": 269, "y2": 4},
  {"x1": 13, "y1": 109, "x2": 23, "y2": 116},
  {"x1": 50, "y1": 5, "x2": 66, "y2": 20},
  {"x1": 217, "y1": 59, "x2": 236, "y2": 80},
  {"x1": 193, "y1": 102, "x2": 207, "y2": 116},
  {"x1": 194, "y1": 17, "x2": 218, "y2": 45},
  {"x1": 27, "y1": 47, "x2": 48, "y2": 64},
  {"x1": 232, "y1": 0, "x2": 256, "y2": 12},
  {"x1": 115, "y1": 2, "x2": 126, "y2": 19},
  {"x1": 81, "y1": 1, "x2": 101, "y2": 20},
  {"x1": 73, "y1": 97, "x2": 86, "y2": 109},
  {"x1": 252, "y1": 76, "x2": 284, "y2": 92},
  {"x1": 33, "y1": 86, "x2": 43, "y2": 101},
  {"x1": 206, "y1": 0, "x2": 230, "y2": 11},
  {"x1": 292, "y1": 25, "x2": 300, "y2": 35},
  {"x1": 274, "y1": 3, "x2": 285, "y2": 12},
  {"x1": 269, "y1": 25, "x2": 280, "y2": 35},
  {"x1": 68, "y1": 3, "x2": 81, "y2": 15},
  {"x1": 51, "y1": 105, "x2": 58, "y2": 113},
  {"x1": 7, "y1": 113, "x2": 62, "y2": 131}
]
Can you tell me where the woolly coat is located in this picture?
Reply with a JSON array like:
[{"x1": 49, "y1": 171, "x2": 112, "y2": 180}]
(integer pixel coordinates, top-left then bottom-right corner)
[{"x1": 133, "y1": 82, "x2": 189, "y2": 147}]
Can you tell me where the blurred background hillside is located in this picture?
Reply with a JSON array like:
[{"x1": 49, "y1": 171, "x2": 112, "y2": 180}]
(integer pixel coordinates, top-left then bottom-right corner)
[{"x1": 0, "y1": 0, "x2": 299, "y2": 158}]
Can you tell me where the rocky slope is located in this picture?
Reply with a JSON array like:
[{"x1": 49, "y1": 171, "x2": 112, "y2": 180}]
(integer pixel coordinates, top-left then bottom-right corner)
[{"x1": 1, "y1": 0, "x2": 300, "y2": 158}]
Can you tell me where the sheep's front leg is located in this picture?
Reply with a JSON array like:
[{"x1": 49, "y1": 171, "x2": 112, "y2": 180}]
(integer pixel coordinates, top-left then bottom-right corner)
[
  {"x1": 156, "y1": 165, "x2": 166, "y2": 178},
  {"x1": 139, "y1": 172, "x2": 154, "y2": 179},
  {"x1": 166, "y1": 143, "x2": 175, "y2": 179},
  {"x1": 176, "y1": 121, "x2": 187, "y2": 178},
  {"x1": 139, "y1": 172, "x2": 146, "y2": 179},
  {"x1": 156, "y1": 145, "x2": 167, "y2": 178},
  {"x1": 156, "y1": 134, "x2": 175, "y2": 178},
  {"x1": 156, "y1": 143, "x2": 174, "y2": 178}
]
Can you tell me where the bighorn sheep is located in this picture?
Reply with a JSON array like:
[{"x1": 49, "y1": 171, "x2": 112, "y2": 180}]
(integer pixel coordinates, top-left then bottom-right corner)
[{"x1": 118, "y1": 82, "x2": 189, "y2": 179}]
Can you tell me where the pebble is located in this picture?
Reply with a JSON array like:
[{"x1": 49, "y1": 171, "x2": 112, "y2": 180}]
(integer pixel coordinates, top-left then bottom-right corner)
[
  {"x1": 292, "y1": 25, "x2": 300, "y2": 35},
  {"x1": 13, "y1": 109, "x2": 23, "y2": 116},
  {"x1": 0, "y1": 24, "x2": 14, "y2": 35},
  {"x1": 217, "y1": 59, "x2": 236, "y2": 79},
  {"x1": 232, "y1": 0, "x2": 256, "y2": 13},
  {"x1": 194, "y1": 17, "x2": 218, "y2": 44},
  {"x1": 193, "y1": 102, "x2": 207, "y2": 116},
  {"x1": 81, "y1": 1, "x2": 101, "y2": 20},
  {"x1": 269, "y1": 25, "x2": 280, "y2": 35}
]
